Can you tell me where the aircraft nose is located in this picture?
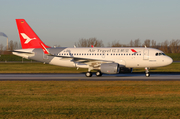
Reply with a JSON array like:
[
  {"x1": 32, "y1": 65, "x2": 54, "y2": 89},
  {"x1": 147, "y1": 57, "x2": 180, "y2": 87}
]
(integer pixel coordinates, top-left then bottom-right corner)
[{"x1": 166, "y1": 56, "x2": 173, "y2": 65}]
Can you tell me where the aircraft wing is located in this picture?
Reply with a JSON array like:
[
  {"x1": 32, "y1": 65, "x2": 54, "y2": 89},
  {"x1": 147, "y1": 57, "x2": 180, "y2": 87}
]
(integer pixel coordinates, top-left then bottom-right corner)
[{"x1": 39, "y1": 43, "x2": 114, "y2": 63}]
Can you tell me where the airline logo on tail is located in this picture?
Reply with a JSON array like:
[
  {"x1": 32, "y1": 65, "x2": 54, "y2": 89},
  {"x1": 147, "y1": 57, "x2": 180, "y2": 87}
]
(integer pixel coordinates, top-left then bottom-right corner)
[{"x1": 20, "y1": 33, "x2": 36, "y2": 44}]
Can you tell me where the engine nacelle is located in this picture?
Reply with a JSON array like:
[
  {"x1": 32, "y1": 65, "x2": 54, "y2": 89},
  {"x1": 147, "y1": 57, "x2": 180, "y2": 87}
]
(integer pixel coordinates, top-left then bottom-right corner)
[{"x1": 100, "y1": 63, "x2": 119, "y2": 74}]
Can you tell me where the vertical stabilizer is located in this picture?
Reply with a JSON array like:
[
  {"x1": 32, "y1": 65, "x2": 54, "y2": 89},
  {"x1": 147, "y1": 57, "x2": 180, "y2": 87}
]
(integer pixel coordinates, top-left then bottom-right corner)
[{"x1": 16, "y1": 19, "x2": 50, "y2": 49}]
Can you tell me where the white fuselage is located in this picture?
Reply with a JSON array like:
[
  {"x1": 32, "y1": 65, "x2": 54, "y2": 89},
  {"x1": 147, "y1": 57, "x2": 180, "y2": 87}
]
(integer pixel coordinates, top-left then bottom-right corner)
[{"x1": 13, "y1": 47, "x2": 173, "y2": 69}]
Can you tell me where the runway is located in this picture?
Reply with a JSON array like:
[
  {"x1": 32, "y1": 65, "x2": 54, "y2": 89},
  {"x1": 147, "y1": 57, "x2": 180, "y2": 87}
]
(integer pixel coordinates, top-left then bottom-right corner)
[{"x1": 0, "y1": 73, "x2": 180, "y2": 81}]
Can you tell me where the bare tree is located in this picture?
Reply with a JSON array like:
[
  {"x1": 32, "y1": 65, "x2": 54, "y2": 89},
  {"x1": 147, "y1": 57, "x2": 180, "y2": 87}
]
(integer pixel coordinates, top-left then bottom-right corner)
[
  {"x1": 128, "y1": 39, "x2": 141, "y2": 47},
  {"x1": 129, "y1": 40, "x2": 134, "y2": 47},
  {"x1": 108, "y1": 40, "x2": 127, "y2": 47},
  {"x1": 8, "y1": 40, "x2": 19, "y2": 51},
  {"x1": 75, "y1": 38, "x2": 104, "y2": 47},
  {"x1": 159, "y1": 40, "x2": 169, "y2": 53},
  {"x1": 169, "y1": 39, "x2": 180, "y2": 53},
  {"x1": 143, "y1": 39, "x2": 151, "y2": 47},
  {"x1": 151, "y1": 40, "x2": 157, "y2": 48},
  {"x1": 0, "y1": 44, "x2": 4, "y2": 54},
  {"x1": 134, "y1": 39, "x2": 141, "y2": 47}
]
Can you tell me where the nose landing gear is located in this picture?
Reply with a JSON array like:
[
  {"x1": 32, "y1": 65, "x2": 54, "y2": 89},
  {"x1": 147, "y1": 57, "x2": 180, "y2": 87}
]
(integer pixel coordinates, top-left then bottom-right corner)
[{"x1": 145, "y1": 67, "x2": 150, "y2": 77}]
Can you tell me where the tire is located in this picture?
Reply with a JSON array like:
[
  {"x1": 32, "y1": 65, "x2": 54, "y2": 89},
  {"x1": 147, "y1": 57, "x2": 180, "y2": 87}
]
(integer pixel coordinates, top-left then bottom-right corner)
[
  {"x1": 85, "y1": 72, "x2": 92, "y2": 77},
  {"x1": 146, "y1": 73, "x2": 150, "y2": 77},
  {"x1": 96, "y1": 71, "x2": 102, "y2": 77}
]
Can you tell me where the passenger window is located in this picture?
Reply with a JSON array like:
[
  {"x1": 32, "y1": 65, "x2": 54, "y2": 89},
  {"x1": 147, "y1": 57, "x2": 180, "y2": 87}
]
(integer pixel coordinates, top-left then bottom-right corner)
[{"x1": 155, "y1": 53, "x2": 158, "y2": 56}]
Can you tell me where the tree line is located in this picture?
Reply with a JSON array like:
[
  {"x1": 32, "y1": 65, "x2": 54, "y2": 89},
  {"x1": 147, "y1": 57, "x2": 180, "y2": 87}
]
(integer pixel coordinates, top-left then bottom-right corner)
[
  {"x1": 75, "y1": 38, "x2": 180, "y2": 53},
  {"x1": 0, "y1": 40, "x2": 21, "y2": 54}
]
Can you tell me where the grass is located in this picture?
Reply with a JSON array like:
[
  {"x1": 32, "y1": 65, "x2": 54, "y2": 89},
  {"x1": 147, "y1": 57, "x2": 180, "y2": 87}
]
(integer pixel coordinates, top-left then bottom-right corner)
[
  {"x1": 167, "y1": 53, "x2": 180, "y2": 61},
  {"x1": 0, "y1": 62, "x2": 179, "y2": 73},
  {"x1": 0, "y1": 81, "x2": 180, "y2": 118},
  {"x1": 0, "y1": 63, "x2": 87, "y2": 73}
]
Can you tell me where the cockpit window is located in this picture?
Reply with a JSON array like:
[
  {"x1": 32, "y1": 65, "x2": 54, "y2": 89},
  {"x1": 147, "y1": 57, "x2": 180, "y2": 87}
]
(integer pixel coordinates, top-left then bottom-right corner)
[
  {"x1": 162, "y1": 53, "x2": 165, "y2": 55},
  {"x1": 155, "y1": 52, "x2": 166, "y2": 56}
]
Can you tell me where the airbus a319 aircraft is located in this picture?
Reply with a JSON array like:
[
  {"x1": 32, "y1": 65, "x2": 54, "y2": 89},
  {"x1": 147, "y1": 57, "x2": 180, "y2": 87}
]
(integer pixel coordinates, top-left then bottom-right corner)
[{"x1": 13, "y1": 19, "x2": 173, "y2": 77}]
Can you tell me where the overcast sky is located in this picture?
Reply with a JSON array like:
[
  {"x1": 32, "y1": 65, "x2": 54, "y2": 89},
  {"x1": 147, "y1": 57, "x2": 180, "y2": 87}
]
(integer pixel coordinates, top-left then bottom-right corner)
[{"x1": 0, "y1": 0, "x2": 180, "y2": 47}]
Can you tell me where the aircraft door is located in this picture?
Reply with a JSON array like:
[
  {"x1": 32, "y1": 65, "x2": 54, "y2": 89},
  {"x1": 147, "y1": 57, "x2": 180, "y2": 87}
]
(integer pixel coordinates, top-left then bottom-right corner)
[{"x1": 143, "y1": 49, "x2": 149, "y2": 60}]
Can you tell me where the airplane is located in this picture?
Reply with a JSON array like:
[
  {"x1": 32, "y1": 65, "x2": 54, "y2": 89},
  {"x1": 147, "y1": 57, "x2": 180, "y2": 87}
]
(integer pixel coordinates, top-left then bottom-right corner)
[{"x1": 13, "y1": 19, "x2": 173, "y2": 77}]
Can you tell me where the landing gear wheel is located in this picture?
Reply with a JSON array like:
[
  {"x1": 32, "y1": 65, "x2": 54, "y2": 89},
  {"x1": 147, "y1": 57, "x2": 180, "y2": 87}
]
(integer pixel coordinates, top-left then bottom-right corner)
[
  {"x1": 96, "y1": 71, "x2": 102, "y2": 77},
  {"x1": 145, "y1": 67, "x2": 150, "y2": 77},
  {"x1": 85, "y1": 72, "x2": 92, "y2": 77},
  {"x1": 146, "y1": 73, "x2": 150, "y2": 77}
]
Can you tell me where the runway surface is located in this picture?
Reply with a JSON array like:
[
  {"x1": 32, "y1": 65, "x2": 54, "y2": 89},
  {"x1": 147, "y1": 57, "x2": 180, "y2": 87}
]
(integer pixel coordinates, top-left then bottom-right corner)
[{"x1": 0, "y1": 73, "x2": 180, "y2": 81}]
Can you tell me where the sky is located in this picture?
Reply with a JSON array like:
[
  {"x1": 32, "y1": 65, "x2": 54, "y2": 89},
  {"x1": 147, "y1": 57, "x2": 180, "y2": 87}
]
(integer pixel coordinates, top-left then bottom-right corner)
[{"x1": 0, "y1": 0, "x2": 180, "y2": 47}]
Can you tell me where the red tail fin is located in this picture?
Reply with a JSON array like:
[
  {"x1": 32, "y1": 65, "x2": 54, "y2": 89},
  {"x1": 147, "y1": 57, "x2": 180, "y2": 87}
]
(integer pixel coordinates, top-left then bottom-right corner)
[{"x1": 16, "y1": 19, "x2": 50, "y2": 49}]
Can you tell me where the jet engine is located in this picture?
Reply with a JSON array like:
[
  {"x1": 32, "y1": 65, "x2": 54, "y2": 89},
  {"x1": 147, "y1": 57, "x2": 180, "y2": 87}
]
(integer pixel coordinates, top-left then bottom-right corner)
[{"x1": 100, "y1": 63, "x2": 120, "y2": 74}]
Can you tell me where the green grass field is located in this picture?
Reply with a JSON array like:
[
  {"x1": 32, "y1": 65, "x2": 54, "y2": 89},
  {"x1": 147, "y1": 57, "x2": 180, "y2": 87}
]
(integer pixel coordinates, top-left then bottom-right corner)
[
  {"x1": 0, "y1": 81, "x2": 180, "y2": 118},
  {"x1": 0, "y1": 62, "x2": 179, "y2": 73},
  {"x1": 0, "y1": 55, "x2": 179, "y2": 118}
]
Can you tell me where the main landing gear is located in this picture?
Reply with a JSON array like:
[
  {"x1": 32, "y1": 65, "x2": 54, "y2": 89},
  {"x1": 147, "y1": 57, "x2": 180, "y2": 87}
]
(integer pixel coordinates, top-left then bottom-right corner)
[
  {"x1": 96, "y1": 71, "x2": 102, "y2": 77},
  {"x1": 85, "y1": 72, "x2": 92, "y2": 77},
  {"x1": 145, "y1": 67, "x2": 150, "y2": 77},
  {"x1": 85, "y1": 71, "x2": 102, "y2": 77}
]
